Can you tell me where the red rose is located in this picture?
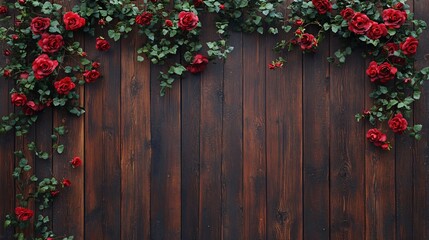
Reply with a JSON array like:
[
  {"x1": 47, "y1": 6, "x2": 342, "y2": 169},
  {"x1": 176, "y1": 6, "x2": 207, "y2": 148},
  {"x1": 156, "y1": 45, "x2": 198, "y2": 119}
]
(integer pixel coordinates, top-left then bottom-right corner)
[
  {"x1": 366, "y1": 61, "x2": 379, "y2": 82},
  {"x1": 295, "y1": 19, "x2": 303, "y2": 26},
  {"x1": 366, "y1": 128, "x2": 387, "y2": 147},
  {"x1": 135, "y1": 12, "x2": 153, "y2": 26},
  {"x1": 92, "y1": 62, "x2": 100, "y2": 68},
  {"x1": 63, "y1": 12, "x2": 86, "y2": 31},
  {"x1": 18, "y1": 0, "x2": 26, "y2": 5},
  {"x1": 383, "y1": 43, "x2": 405, "y2": 66},
  {"x1": 4, "y1": 49, "x2": 11, "y2": 56},
  {"x1": 388, "y1": 113, "x2": 408, "y2": 133},
  {"x1": 54, "y1": 77, "x2": 76, "y2": 95},
  {"x1": 32, "y1": 54, "x2": 58, "y2": 79},
  {"x1": 348, "y1": 12, "x2": 372, "y2": 35},
  {"x1": 96, "y1": 37, "x2": 110, "y2": 51},
  {"x1": 400, "y1": 36, "x2": 419, "y2": 56},
  {"x1": 0, "y1": 6, "x2": 8, "y2": 14},
  {"x1": 62, "y1": 178, "x2": 71, "y2": 187},
  {"x1": 70, "y1": 156, "x2": 82, "y2": 168},
  {"x1": 298, "y1": 33, "x2": 318, "y2": 50},
  {"x1": 3, "y1": 69, "x2": 11, "y2": 77},
  {"x1": 178, "y1": 11, "x2": 199, "y2": 31},
  {"x1": 366, "y1": 22, "x2": 387, "y2": 40},
  {"x1": 312, "y1": 0, "x2": 332, "y2": 14},
  {"x1": 20, "y1": 72, "x2": 29, "y2": 79},
  {"x1": 11, "y1": 93, "x2": 27, "y2": 106},
  {"x1": 37, "y1": 34, "x2": 64, "y2": 53},
  {"x1": 377, "y1": 62, "x2": 397, "y2": 83},
  {"x1": 186, "y1": 54, "x2": 208, "y2": 74},
  {"x1": 382, "y1": 9, "x2": 407, "y2": 29},
  {"x1": 341, "y1": 8, "x2": 355, "y2": 20},
  {"x1": 83, "y1": 69, "x2": 100, "y2": 83},
  {"x1": 165, "y1": 19, "x2": 173, "y2": 27},
  {"x1": 219, "y1": 4, "x2": 225, "y2": 10},
  {"x1": 50, "y1": 190, "x2": 60, "y2": 197},
  {"x1": 30, "y1": 17, "x2": 51, "y2": 35},
  {"x1": 194, "y1": 0, "x2": 204, "y2": 7},
  {"x1": 15, "y1": 207, "x2": 34, "y2": 221}
]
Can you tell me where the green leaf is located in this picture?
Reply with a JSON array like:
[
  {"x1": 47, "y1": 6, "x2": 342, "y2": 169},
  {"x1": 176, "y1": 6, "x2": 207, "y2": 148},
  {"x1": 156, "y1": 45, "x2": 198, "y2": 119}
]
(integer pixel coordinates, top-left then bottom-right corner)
[
  {"x1": 414, "y1": 124, "x2": 423, "y2": 132},
  {"x1": 57, "y1": 145, "x2": 64, "y2": 154}
]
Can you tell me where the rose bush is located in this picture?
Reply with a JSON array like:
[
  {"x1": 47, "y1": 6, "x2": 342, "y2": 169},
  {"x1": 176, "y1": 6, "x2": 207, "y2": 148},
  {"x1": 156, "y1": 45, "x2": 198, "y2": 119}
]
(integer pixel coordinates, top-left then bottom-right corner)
[{"x1": 0, "y1": 0, "x2": 428, "y2": 239}]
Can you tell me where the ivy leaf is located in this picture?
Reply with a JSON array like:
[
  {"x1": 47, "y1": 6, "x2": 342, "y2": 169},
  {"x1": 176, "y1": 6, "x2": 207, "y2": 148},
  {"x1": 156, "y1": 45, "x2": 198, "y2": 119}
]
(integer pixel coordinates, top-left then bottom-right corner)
[{"x1": 57, "y1": 145, "x2": 64, "y2": 154}]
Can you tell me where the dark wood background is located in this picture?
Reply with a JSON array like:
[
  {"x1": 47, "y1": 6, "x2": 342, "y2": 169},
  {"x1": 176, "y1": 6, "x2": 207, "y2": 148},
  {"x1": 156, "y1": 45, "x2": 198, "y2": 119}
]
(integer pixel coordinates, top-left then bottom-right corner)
[{"x1": 2, "y1": 0, "x2": 429, "y2": 239}]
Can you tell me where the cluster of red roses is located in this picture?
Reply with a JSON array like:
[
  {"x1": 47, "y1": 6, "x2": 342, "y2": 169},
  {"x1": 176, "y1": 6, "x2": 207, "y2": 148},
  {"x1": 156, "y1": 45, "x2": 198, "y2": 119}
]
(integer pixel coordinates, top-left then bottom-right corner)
[
  {"x1": 7, "y1": 11, "x2": 107, "y2": 115},
  {"x1": 13, "y1": 156, "x2": 81, "y2": 228},
  {"x1": 134, "y1": 9, "x2": 208, "y2": 74},
  {"x1": 366, "y1": 113, "x2": 408, "y2": 150}
]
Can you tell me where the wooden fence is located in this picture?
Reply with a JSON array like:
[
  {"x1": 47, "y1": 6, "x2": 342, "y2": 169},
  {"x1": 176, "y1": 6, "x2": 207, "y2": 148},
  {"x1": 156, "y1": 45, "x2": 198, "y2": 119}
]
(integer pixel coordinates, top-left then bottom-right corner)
[{"x1": 1, "y1": 0, "x2": 429, "y2": 239}]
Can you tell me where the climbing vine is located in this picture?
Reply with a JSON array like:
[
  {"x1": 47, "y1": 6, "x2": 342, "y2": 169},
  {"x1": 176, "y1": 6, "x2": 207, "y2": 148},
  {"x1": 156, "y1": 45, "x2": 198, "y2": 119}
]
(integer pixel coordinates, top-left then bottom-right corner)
[{"x1": 0, "y1": 0, "x2": 427, "y2": 239}]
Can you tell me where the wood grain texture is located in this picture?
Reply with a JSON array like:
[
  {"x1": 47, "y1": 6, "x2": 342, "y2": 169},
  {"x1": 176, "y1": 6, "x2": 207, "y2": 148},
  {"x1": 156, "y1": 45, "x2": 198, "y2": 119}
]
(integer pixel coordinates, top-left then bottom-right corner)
[
  {"x1": 222, "y1": 31, "x2": 244, "y2": 240},
  {"x1": 52, "y1": 1, "x2": 85, "y2": 238},
  {"x1": 329, "y1": 42, "x2": 366, "y2": 240},
  {"x1": 84, "y1": 36, "x2": 121, "y2": 240},
  {"x1": 302, "y1": 35, "x2": 330, "y2": 240},
  {"x1": 150, "y1": 64, "x2": 181, "y2": 240},
  {"x1": 243, "y1": 33, "x2": 267, "y2": 240},
  {"x1": 1, "y1": 3, "x2": 429, "y2": 239},
  {"x1": 413, "y1": 0, "x2": 429, "y2": 239},
  {"x1": 198, "y1": 14, "x2": 223, "y2": 240},
  {"x1": 120, "y1": 24, "x2": 151, "y2": 240},
  {"x1": 0, "y1": 48, "x2": 14, "y2": 240}
]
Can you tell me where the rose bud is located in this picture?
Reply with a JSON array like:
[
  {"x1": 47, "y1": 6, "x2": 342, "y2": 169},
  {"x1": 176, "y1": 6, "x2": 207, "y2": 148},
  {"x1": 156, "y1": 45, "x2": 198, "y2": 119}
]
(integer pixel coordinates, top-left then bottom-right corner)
[
  {"x1": 219, "y1": 4, "x2": 225, "y2": 10},
  {"x1": 12, "y1": 34, "x2": 18, "y2": 40},
  {"x1": 295, "y1": 19, "x2": 303, "y2": 26},
  {"x1": 165, "y1": 19, "x2": 173, "y2": 27},
  {"x1": 18, "y1": 0, "x2": 26, "y2": 5},
  {"x1": 98, "y1": 19, "x2": 106, "y2": 25},
  {"x1": 3, "y1": 49, "x2": 11, "y2": 56}
]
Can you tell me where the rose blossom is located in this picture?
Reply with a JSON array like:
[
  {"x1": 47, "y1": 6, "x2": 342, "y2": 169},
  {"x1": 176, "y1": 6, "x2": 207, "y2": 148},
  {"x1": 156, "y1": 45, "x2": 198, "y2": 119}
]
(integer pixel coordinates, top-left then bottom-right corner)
[
  {"x1": 62, "y1": 178, "x2": 71, "y2": 187},
  {"x1": 186, "y1": 54, "x2": 208, "y2": 74},
  {"x1": 37, "y1": 34, "x2": 64, "y2": 53},
  {"x1": 30, "y1": 17, "x2": 51, "y2": 35},
  {"x1": 11, "y1": 93, "x2": 27, "y2": 106},
  {"x1": 0, "y1": 6, "x2": 8, "y2": 15},
  {"x1": 96, "y1": 37, "x2": 110, "y2": 51},
  {"x1": 298, "y1": 33, "x2": 318, "y2": 50},
  {"x1": 54, "y1": 77, "x2": 76, "y2": 95},
  {"x1": 388, "y1": 113, "x2": 408, "y2": 133},
  {"x1": 178, "y1": 11, "x2": 199, "y2": 31},
  {"x1": 377, "y1": 62, "x2": 397, "y2": 83},
  {"x1": 15, "y1": 207, "x2": 34, "y2": 221},
  {"x1": 32, "y1": 54, "x2": 59, "y2": 79},
  {"x1": 3, "y1": 69, "x2": 11, "y2": 77},
  {"x1": 165, "y1": 19, "x2": 173, "y2": 27},
  {"x1": 70, "y1": 156, "x2": 82, "y2": 168},
  {"x1": 50, "y1": 190, "x2": 60, "y2": 197},
  {"x1": 382, "y1": 8, "x2": 407, "y2": 29},
  {"x1": 348, "y1": 12, "x2": 372, "y2": 35},
  {"x1": 341, "y1": 8, "x2": 355, "y2": 20},
  {"x1": 135, "y1": 12, "x2": 153, "y2": 26},
  {"x1": 366, "y1": 22, "x2": 387, "y2": 40},
  {"x1": 92, "y1": 62, "x2": 100, "y2": 68},
  {"x1": 366, "y1": 61, "x2": 379, "y2": 82},
  {"x1": 63, "y1": 12, "x2": 86, "y2": 30},
  {"x1": 366, "y1": 128, "x2": 387, "y2": 147},
  {"x1": 83, "y1": 69, "x2": 101, "y2": 83},
  {"x1": 400, "y1": 36, "x2": 419, "y2": 56},
  {"x1": 312, "y1": 0, "x2": 332, "y2": 14}
]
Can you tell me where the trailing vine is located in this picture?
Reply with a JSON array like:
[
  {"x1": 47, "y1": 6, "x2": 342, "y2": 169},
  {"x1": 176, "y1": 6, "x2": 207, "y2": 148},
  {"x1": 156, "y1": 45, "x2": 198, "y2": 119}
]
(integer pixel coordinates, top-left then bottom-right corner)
[{"x1": 0, "y1": 0, "x2": 428, "y2": 239}]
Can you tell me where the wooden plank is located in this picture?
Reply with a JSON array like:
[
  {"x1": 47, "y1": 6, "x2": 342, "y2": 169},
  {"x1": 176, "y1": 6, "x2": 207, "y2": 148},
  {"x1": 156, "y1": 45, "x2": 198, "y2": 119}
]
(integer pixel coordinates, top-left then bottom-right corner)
[
  {"x1": 0, "y1": 52, "x2": 15, "y2": 240},
  {"x1": 394, "y1": 2, "x2": 414, "y2": 239},
  {"x1": 120, "y1": 25, "x2": 151, "y2": 240},
  {"x1": 302, "y1": 36, "x2": 329, "y2": 240},
  {"x1": 51, "y1": 1, "x2": 85, "y2": 238},
  {"x1": 180, "y1": 39, "x2": 201, "y2": 240},
  {"x1": 413, "y1": 0, "x2": 429, "y2": 238},
  {"x1": 364, "y1": 58, "x2": 396, "y2": 240},
  {"x1": 198, "y1": 14, "x2": 223, "y2": 240},
  {"x1": 266, "y1": 33, "x2": 303, "y2": 239},
  {"x1": 329, "y1": 42, "x2": 365, "y2": 239},
  {"x1": 150, "y1": 65, "x2": 181, "y2": 240},
  {"x1": 84, "y1": 35, "x2": 121, "y2": 240},
  {"x1": 222, "y1": 31, "x2": 244, "y2": 240},
  {"x1": 243, "y1": 33, "x2": 267, "y2": 240}
]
